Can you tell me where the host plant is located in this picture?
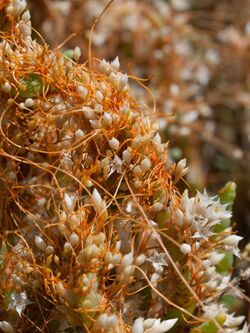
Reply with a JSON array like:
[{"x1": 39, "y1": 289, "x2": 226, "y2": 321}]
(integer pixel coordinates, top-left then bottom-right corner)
[{"x1": 0, "y1": 1, "x2": 248, "y2": 332}]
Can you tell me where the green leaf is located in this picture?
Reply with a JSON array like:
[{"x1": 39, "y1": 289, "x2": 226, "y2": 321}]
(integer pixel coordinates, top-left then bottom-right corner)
[
  {"x1": 18, "y1": 74, "x2": 43, "y2": 98},
  {"x1": 63, "y1": 49, "x2": 74, "y2": 59},
  {"x1": 214, "y1": 182, "x2": 236, "y2": 233},
  {"x1": 220, "y1": 294, "x2": 237, "y2": 310},
  {"x1": 189, "y1": 314, "x2": 226, "y2": 333},
  {"x1": 218, "y1": 182, "x2": 236, "y2": 209},
  {"x1": 216, "y1": 252, "x2": 233, "y2": 275}
]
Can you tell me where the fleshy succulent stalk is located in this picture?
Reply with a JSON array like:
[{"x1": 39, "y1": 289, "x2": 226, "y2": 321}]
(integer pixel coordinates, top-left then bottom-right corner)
[{"x1": 0, "y1": 1, "x2": 247, "y2": 333}]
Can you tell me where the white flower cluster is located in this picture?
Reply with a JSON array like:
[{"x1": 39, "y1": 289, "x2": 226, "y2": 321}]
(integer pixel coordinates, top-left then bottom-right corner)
[{"x1": 176, "y1": 189, "x2": 232, "y2": 240}]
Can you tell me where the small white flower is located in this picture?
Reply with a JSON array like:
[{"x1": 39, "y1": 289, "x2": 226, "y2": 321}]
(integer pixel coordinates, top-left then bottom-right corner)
[
  {"x1": 8, "y1": 291, "x2": 32, "y2": 317},
  {"x1": 132, "y1": 317, "x2": 178, "y2": 333},
  {"x1": 208, "y1": 251, "x2": 225, "y2": 266},
  {"x1": 222, "y1": 235, "x2": 243, "y2": 258},
  {"x1": 63, "y1": 192, "x2": 77, "y2": 212},
  {"x1": 222, "y1": 235, "x2": 243, "y2": 247}
]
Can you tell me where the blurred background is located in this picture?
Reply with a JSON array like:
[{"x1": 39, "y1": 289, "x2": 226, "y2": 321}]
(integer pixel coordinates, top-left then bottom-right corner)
[{"x1": 28, "y1": 0, "x2": 250, "y2": 246}]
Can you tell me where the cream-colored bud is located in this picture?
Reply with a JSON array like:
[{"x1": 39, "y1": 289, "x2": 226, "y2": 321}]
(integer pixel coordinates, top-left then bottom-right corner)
[
  {"x1": 45, "y1": 245, "x2": 54, "y2": 255},
  {"x1": 103, "y1": 112, "x2": 112, "y2": 126},
  {"x1": 135, "y1": 254, "x2": 146, "y2": 266},
  {"x1": 111, "y1": 56, "x2": 120, "y2": 71},
  {"x1": 109, "y1": 137, "x2": 120, "y2": 150},
  {"x1": 141, "y1": 157, "x2": 151, "y2": 172},
  {"x1": 96, "y1": 90, "x2": 103, "y2": 103},
  {"x1": 120, "y1": 252, "x2": 134, "y2": 270},
  {"x1": 0, "y1": 321, "x2": 14, "y2": 333},
  {"x1": 175, "y1": 209, "x2": 184, "y2": 227},
  {"x1": 75, "y1": 129, "x2": 84, "y2": 139},
  {"x1": 73, "y1": 46, "x2": 81, "y2": 62},
  {"x1": 180, "y1": 243, "x2": 191, "y2": 254},
  {"x1": 24, "y1": 98, "x2": 34, "y2": 108},
  {"x1": 111, "y1": 253, "x2": 122, "y2": 265},
  {"x1": 69, "y1": 233, "x2": 79, "y2": 246},
  {"x1": 118, "y1": 73, "x2": 128, "y2": 91},
  {"x1": 151, "y1": 202, "x2": 163, "y2": 212},
  {"x1": 35, "y1": 236, "x2": 47, "y2": 252},
  {"x1": 122, "y1": 148, "x2": 132, "y2": 164},
  {"x1": 2, "y1": 82, "x2": 12, "y2": 93},
  {"x1": 77, "y1": 85, "x2": 88, "y2": 99}
]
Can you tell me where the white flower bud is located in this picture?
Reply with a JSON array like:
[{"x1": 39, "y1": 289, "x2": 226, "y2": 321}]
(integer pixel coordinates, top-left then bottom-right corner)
[
  {"x1": 202, "y1": 259, "x2": 211, "y2": 268},
  {"x1": 73, "y1": 46, "x2": 81, "y2": 62},
  {"x1": 133, "y1": 165, "x2": 142, "y2": 175},
  {"x1": 96, "y1": 232, "x2": 105, "y2": 244},
  {"x1": 135, "y1": 254, "x2": 146, "y2": 266},
  {"x1": 123, "y1": 265, "x2": 135, "y2": 280},
  {"x1": 22, "y1": 10, "x2": 31, "y2": 21},
  {"x1": 176, "y1": 158, "x2": 187, "y2": 174},
  {"x1": 117, "y1": 73, "x2": 128, "y2": 91},
  {"x1": 16, "y1": 262, "x2": 23, "y2": 272},
  {"x1": 82, "y1": 106, "x2": 96, "y2": 119},
  {"x1": 175, "y1": 209, "x2": 184, "y2": 227},
  {"x1": 111, "y1": 253, "x2": 122, "y2": 265},
  {"x1": 63, "y1": 192, "x2": 76, "y2": 212},
  {"x1": 35, "y1": 236, "x2": 47, "y2": 252},
  {"x1": 99, "y1": 59, "x2": 112, "y2": 74},
  {"x1": 205, "y1": 279, "x2": 218, "y2": 290},
  {"x1": 111, "y1": 56, "x2": 120, "y2": 71},
  {"x1": 89, "y1": 120, "x2": 101, "y2": 129},
  {"x1": 96, "y1": 90, "x2": 103, "y2": 103},
  {"x1": 37, "y1": 197, "x2": 46, "y2": 207},
  {"x1": 103, "y1": 112, "x2": 112, "y2": 126},
  {"x1": 19, "y1": 22, "x2": 31, "y2": 37},
  {"x1": 2, "y1": 82, "x2": 12, "y2": 93},
  {"x1": 45, "y1": 245, "x2": 54, "y2": 255},
  {"x1": 86, "y1": 244, "x2": 99, "y2": 259},
  {"x1": 77, "y1": 85, "x2": 88, "y2": 99},
  {"x1": 120, "y1": 252, "x2": 134, "y2": 271},
  {"x1": 208, "y1": 251, "x2": 225, "y2": 266},
  {"x1": 92, "y1": 188, "x2": 108, "y2": 222},
  {"x1": 105, "y1": 251, "x2": 113, "y2": 264},
  {"x1": 151, "y1": 272, "x2": 160, "y2": 285},
  {"x1": 141, "y1": 157, "x2": 151, "y2": 172},
  {"x1": 0, "y1": 321, "x2": 14, "y2": 333},
  {"x1": 24, "y1": 98, "x2": 34, "y2": 108},
  {"x1": 122, "y1": 148, "x2": 132, "y2": 164},
  {"x1": 151, "y1": 202, "x2": 163, "y2": 212},
  {"x1": 132, "y1": 317, "x2": 144, "y2": 333},
  {"x1": 204, "y1": 266, "x2": 216, "y2": 280},
  {"x1": 222, "y1": 235, "x2": 243, "y2": 247},
  {"x1": 12, "y1": 273, "x2": 24, "y2": 286},
  {"x1": 75, "y1": 129, "x2": 84, "y2": 139},
  {"x1": 56, "y1": 281, "x2": 65, "y2": 296},
  {"x1": 69, "y1": 233, "x2": 79, "y2": 246},
  {"x1": 109, "y1": 137, "x2": 120, "y2": 150},
  {"x1": 180, "y1": 243, "x2": 191, "y2": 254}
]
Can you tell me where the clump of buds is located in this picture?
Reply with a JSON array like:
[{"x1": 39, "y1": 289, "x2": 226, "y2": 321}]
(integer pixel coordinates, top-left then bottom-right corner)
[{"x1": 0, "y1": 1, "x2": 247, "y2": 333}]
